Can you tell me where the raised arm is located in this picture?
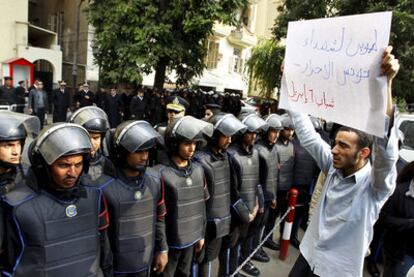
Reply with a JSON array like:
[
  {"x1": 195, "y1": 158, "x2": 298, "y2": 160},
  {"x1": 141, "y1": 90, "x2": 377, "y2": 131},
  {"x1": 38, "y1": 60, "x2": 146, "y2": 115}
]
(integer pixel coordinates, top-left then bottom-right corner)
[{"x1": 370, "y1": 46, "x2": 400, "y2": 200}]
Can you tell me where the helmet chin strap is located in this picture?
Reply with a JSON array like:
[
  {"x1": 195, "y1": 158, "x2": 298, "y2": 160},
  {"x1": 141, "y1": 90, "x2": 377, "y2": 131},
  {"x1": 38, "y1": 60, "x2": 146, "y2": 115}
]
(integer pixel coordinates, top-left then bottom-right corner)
[
  {"x1": 0, "y1": 159, "x2": 19, "y2": 171},
  {"x1": 125, "y1": 161, "x2": 147, "y2": 174}
]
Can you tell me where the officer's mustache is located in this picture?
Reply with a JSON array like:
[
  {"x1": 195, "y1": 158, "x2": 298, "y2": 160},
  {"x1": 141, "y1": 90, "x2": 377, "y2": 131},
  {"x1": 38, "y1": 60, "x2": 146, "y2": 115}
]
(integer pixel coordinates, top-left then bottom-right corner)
[{"x1": 63, "y1": 175, "x2": 78, "y2": 182}]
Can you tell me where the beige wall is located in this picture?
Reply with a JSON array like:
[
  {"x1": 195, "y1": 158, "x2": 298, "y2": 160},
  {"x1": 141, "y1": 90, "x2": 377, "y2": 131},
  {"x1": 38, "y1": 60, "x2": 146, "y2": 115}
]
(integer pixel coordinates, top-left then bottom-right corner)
[
  {"x1": 0, "y1": 0, "x2": 28, "y2": 63},
  {"x1": 255, "y1": 0, "x2": 282, "y2": 39}
]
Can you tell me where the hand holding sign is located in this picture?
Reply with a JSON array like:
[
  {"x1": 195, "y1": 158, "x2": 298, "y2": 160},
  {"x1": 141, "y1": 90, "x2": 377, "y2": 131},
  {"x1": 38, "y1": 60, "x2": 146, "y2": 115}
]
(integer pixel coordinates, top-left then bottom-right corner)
[{"x1": 279, "y1": 12, "x2": 393, "y2": 137}]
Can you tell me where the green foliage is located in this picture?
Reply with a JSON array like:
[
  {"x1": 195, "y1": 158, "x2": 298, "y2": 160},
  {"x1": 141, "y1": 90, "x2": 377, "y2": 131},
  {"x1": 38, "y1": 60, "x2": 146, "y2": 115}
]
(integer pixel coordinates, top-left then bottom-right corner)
[
  {"x1": 88, "y1": 0, "x2": 247, "y2": 87},
  {"x1": 247, "y1": 40, "x2": 284, "y2": 99}
]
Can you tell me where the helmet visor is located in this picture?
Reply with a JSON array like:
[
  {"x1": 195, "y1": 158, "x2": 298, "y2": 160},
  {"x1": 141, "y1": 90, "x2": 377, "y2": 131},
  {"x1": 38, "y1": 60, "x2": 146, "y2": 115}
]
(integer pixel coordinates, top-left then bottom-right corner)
[
  {"x1": 214, "y1": 114, "x2": 247, "y2": 136},
  {"x1": 171, "y1": 116, "x2": 214, "y2": 140},
  {"x1": 241, "y1": 114, "x2": 269, "y2": 133},
  {"x1": 70, "y1": 106, "x2": 110, "y2": 129},
  {"x1": 116, "y1": 121, "x2": 164, "y2": 152},
  {"x1": 35, "y1": 123, "x2": 92, "y2": 165}
]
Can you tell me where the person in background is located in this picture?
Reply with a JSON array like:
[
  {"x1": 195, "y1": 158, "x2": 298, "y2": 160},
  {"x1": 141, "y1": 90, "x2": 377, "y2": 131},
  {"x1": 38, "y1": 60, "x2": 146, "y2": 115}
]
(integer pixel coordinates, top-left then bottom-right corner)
[
  {"x1": 380, "y1": 161, "x2": 414, "y2": 277},
  {"x1": 52, "y1": 80, "x2": 71, "y2": 123},
  {"x1": 28, "y1": 80, "x2": 49, "y2": 129},
  {"x1": 0, "y1": 77, "x2": 16, "y2": 106},
  {"x1": 13, "y1": 81, "x2": 27, "y2": 113},
  {"x1": 74, "y1": 82, "x2": 94, "y2": 108}
]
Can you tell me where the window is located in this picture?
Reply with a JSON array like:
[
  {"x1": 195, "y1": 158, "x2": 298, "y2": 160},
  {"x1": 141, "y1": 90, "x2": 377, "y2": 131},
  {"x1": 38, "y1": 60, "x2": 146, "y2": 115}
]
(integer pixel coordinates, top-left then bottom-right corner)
[
  {"x1": 206, "y1": 40, "x2": 220, "y2": 69},
  {"x1": 232, "y1": 49, "x2": 244, "y2": 74}
]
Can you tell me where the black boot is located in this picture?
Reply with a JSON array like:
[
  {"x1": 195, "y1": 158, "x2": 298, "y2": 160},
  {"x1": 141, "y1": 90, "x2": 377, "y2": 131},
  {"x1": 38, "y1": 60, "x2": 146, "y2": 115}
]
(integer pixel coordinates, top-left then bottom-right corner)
[{"x1": 263, "y1": 239, "x2": 279, "y2": 251}]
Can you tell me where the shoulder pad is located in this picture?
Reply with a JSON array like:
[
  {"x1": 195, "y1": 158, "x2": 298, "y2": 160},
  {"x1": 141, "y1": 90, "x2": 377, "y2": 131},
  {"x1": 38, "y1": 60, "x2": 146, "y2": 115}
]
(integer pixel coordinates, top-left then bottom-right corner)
[
  {"x1": 2, "y1": 184, "x2": 36, "y2": 207},
  {"x1": 193, "y1": 151, "x2": 208, "y2": 162},
  {"x1": 146, "y1": 164, "x2": 166, "y2": 179}
]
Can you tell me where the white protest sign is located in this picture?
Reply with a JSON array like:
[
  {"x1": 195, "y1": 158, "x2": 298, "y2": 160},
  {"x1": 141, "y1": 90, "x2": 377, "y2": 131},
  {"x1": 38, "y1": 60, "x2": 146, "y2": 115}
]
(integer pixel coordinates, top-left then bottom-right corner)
[{"x1": 279, "y1": 12, "x2": 392, "y2": 137}]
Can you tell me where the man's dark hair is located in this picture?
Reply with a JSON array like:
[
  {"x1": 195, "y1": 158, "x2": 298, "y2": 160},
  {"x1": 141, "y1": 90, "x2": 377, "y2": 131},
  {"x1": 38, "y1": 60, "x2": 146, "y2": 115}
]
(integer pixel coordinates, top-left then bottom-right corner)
[{"x1": 337, "y1": 126, "x2": 374, "y2": 156}]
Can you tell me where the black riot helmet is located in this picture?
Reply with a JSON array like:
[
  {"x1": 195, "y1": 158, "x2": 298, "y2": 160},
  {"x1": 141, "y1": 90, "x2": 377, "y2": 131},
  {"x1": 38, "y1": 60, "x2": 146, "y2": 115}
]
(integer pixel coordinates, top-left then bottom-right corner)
[
  {"x1": 207, "y1": 113, "x2": 247, "y2": 147},
  {"x1": 28, "y1": 123, "x2": 92, "y2": 188},
  {"x1": 112, "y1": 120, "x2": 163, "y2": 171},
  {"x1": 165, "y1": 116, "x2": 213, "y2": 155},
  {"x1": 0, "y1": 111, "x2": 40, "y2": 168},
  {"x1": 238, "y1": 112, "x2": 269, "y2": 133},
  {"x1": 69, "y1": 106, "x2": 110, "y2": 133},
  {"x1": 0, "y1": 111, "x2": 40, "y2": 143}
]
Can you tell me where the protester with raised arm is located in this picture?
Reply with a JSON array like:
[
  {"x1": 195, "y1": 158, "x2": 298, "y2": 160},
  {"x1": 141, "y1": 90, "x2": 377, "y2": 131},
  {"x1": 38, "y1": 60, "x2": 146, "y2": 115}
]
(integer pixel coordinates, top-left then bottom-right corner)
[{"x1": 288, "y1": 46, "x2": 400, "y2": 277}]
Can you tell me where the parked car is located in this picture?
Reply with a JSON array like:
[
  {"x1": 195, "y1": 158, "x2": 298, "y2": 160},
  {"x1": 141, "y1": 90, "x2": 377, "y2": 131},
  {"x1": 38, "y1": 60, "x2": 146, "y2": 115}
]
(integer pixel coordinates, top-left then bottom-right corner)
[
  {"x1": 396, "y1": 112, "x2": 414, "y2": 163},
  {"x1": 241, "y1": 96, "x2": 278, "y2": 115}
]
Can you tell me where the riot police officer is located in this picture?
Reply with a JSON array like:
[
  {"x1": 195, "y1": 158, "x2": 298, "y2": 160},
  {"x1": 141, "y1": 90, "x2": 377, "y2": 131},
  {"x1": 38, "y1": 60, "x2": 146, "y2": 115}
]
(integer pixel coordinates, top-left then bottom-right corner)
[
  {"x1": 150, "y1": 116, "x2": 212, "y2": 277},
  {"x1": 152, "y1": 96, "x2": 188, "y2": 165},
  {"x1": 0, "y1": 111, "x2": 40, "y2": 195},
  {"x1": 0, "y1": 123, "x2": 112, "y2": 276},
  {"x1": 194, "y1": 113, "x2": 247, "y2": 277},
  {"x1": 226, "y1": 112, "x2": 268, "y2": 277},
  {"x1": 272, "y1": 115, "x2": 295, "y2": 250},
  {"x1": 69, "y1": 106, "x2": 116, "y2": 185},
  {"x1": 0, "y1": 111, "x2": 40, "y2": 269},
  {"x1": 255, "y1": 114, "x2": 283, "y2": 258},
  {"x1": 101, "y1": 120, "x2": 168, "y2": 276}
]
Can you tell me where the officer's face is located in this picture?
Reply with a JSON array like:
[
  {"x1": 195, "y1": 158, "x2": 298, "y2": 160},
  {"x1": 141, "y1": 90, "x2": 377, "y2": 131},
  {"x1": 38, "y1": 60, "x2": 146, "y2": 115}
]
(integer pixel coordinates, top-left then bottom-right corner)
[
  {"x1": 89, "y1": 132, "x2": 102, "y2": 157},
  {"x1": 218, "y1": 134, "x2": 231, "y2": 150},
  {"x1": 167, "y1": 109, "x2": 184, "y2": 122},
  {"x1": 243, "y1": 132, "x2": 256, "y2": 147},
  {"x1": 204, "y1": 109, "x2": 214, "y2": 120},
  {"x1": 267, "y1": 129, "x2": 280, "y2": 144},
  {"x1": 50, "y1": 154, "x2": 83, "y2": 189},
  {"x1": 0, "y1": 140, "x2": 22, "y2": 165},
  {"x1": 126, "y1": 150, "x2": 149, "y2": 168},
  {"x1": 281, "y1": 128, "x2": 294, "y2": 140},
  {"x1": 178, "y1": 141, "x2": 197, "y2": 160}
]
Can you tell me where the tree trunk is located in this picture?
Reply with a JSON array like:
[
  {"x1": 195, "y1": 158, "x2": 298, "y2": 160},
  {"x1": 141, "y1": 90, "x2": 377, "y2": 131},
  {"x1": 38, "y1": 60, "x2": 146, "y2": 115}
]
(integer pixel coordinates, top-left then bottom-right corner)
[{"x1": 153, "y1": 58, "x2": 168, "y2": 90}]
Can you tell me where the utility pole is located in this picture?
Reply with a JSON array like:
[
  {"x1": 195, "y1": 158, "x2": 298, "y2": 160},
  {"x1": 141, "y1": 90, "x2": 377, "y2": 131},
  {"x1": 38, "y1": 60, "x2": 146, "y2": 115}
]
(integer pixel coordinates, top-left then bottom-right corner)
[{"x1": 72, "y1": 0, "x2": 85, "y2": 96}]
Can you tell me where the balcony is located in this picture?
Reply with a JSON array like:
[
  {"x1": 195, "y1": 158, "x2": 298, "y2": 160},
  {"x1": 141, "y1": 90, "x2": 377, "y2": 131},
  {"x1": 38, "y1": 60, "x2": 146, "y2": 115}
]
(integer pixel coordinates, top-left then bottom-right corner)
[
  {"x1": 16, "y1": 21, "x2": 60, "y2": 51},
  {"x1": 228, "y1": 27, "x2": 257, "y2": 48}
]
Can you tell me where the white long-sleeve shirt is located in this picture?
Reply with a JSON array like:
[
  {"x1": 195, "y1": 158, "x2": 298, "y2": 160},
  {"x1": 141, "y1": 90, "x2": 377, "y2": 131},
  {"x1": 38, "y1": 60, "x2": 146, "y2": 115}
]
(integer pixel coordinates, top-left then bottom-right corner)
[{"x1": 289, "y1": 111, "x2": 399, "y2": 277}]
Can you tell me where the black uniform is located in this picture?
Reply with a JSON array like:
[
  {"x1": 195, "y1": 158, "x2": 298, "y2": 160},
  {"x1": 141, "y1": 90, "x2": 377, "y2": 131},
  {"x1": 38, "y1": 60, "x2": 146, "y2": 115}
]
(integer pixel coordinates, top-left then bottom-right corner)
[
  {"x1": 52, "y1": 88, "x2": 71, "y2": 122},
  {"x1": 0, "y1": 85, "x2": 16, "y2": 105},
  {"x1": 74, "y1": 89, "x2": 95, "y2": 107},
  {"x1": 291, "y1": 137, "x2": 319, "y2": 240},
  {"x1": 104, "y1": 93, "x2": 123, "y2": 128},
  {"x1": 13, "y1": 86, "x2": 26, "y2": 113},
  {"x1": 130, "y1": 94, "x2": 147, "y2": 120}
]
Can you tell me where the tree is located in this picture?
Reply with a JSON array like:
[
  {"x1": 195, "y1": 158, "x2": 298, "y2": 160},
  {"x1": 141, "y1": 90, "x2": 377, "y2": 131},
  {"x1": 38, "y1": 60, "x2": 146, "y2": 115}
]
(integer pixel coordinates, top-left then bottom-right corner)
[
  {"x1": 88, "y1": 0, "x2": 247, "y2": 89},
  {"x1": 247, "y1": 40, "x2": 284, "y2": 99}
]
